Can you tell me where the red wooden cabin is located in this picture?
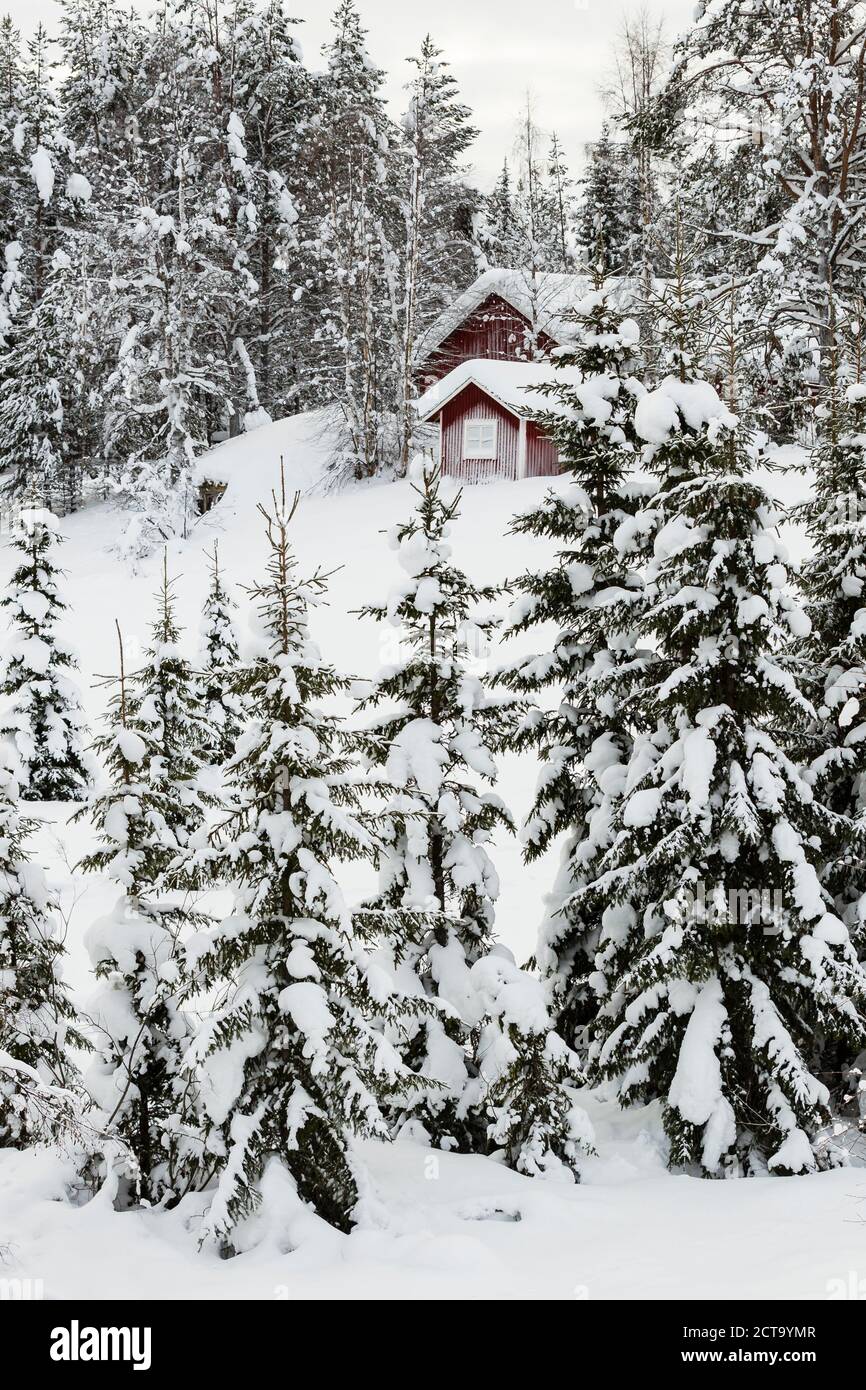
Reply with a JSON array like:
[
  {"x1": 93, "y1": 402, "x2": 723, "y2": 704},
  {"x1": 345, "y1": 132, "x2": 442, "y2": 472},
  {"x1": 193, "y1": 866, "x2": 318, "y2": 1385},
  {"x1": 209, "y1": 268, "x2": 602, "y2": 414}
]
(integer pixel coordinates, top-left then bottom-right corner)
[
  {"x1": 414, "y1": 268, "x2": 639, "y2": 483},
  {"x1": 416, "y1": 268, "x2": 588, "y2": 388},
  {"x1": 419, "y1": 293, "x2": 559, "y2": 386},
  {"x1": 415, "y1": 360, "x2": 574, "y2": 483}
]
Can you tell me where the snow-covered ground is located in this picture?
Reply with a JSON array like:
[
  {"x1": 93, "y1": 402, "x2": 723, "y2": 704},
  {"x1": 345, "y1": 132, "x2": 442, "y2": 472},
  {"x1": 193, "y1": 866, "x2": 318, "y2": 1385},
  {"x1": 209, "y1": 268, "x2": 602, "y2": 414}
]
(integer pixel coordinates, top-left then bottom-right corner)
[
  {"x1": 3, "y1": 1120, "x2": 866, "y2": 1300},
  {"x1": 2, "y1": 412, "x2": 860, "y2": 1302}
]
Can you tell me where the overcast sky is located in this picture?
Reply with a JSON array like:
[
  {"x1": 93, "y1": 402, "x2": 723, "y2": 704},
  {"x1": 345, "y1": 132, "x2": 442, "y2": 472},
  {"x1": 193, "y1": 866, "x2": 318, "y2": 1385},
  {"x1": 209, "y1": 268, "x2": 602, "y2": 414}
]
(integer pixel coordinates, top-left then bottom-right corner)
[{"x1": 7, "y1": 0, "x2": 695, "y2": 187}]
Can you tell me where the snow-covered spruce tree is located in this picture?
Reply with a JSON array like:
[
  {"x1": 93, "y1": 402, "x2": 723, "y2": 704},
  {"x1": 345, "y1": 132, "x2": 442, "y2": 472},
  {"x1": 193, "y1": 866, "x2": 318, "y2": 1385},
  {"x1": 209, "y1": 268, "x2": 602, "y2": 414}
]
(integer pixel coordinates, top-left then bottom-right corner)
[
  {"x1": 392, "y1": 35, "x2": 478, "y2": 473},
  {"x1": 0, "y1": 253, "x2": 66, "y2": 509},
  {"x1": 129, "y1": 551, "x2": 213, "y2": 875},
  {"x1": 0, "y1": 22, "x2": 92, "y2": 508},
  {"x1": 581, "y1": 373, "x2": 866, "y2": 1176},
  {"x1": 187, "y1": 476, "x2": 413, "y2": 1242},
  {"x1": 102, "y1": 5, "x2": 251, "y2": 564},
  {"x1": 355, "y1": 459, "x2": 592, "y2": 1175},
  {"x1": 500, "y1": 275, "x2": 647, "y2": 1050},
  {"x1": 471, "y1": 949, "x2": 594, "y2": 1178},
  {"x1": 75, "y1": 626, "x2": 207, "y2": 1205},
  {"x1": 796, "y1": 315, "x2": 866, "y2": 971},
  {"x1": 576, "y1": 123, "x2": 639, "y2": 272},
  {"x1": 0, "y1": 509, "x2": 90, "y2": 801},
  {"x1": 196, "y1": 542, "x2": 242, "y2": 767},
  {"x1": 189, "y1": 0, "x2": 307, "y2": 425},
  {"x1": 479, "y1": 159, "x2": 521, "y2": 268},
  {"x1": 354, "y1": 458, "x2": 518, "y2": 1150},
  {"x1": 0, "y1": 759, "x2": 86, "y2": 1146},
  {"x1": 303, "y1": 0, "x2": 398, "y2": 478}
]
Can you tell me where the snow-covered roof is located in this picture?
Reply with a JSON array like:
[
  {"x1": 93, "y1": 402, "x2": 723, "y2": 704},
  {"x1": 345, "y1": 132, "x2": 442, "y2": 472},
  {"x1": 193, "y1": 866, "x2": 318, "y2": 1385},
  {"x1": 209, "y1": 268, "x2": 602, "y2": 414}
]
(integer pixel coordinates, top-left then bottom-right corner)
[
  {"x1": 415, "y1": 359, "x2": 564, "y2": 420},
  {"x1": 416, "y1": 267, "x2": 639, "y2": 363},
  {"x1": 415, "y1": 358, "x2": 620, "y2": 427}
]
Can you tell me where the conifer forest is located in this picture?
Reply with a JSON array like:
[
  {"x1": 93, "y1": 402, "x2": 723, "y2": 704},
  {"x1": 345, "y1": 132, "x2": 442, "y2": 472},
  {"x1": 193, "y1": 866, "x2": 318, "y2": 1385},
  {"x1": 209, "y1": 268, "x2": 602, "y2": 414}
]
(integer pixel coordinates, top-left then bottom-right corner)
[{"x1": 1, "y1": 0, "x2": 866, "y2": 1328}]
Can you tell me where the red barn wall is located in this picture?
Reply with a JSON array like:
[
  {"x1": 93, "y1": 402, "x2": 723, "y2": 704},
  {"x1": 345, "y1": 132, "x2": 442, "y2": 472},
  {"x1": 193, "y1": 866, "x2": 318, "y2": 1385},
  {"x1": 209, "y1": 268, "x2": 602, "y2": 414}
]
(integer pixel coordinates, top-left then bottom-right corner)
[
  {"x1": 526, "y1": 421, "x2": 560, "y2": 477},
  {"x1": 420, "y1": 294, "x2": 557, "y2": 385},
  {"x1": 436, "y1": 386, "x2": 561, "y2": 482},
  {"x1": 440, "y1": 385, "x2": 520, "y2": 482}
]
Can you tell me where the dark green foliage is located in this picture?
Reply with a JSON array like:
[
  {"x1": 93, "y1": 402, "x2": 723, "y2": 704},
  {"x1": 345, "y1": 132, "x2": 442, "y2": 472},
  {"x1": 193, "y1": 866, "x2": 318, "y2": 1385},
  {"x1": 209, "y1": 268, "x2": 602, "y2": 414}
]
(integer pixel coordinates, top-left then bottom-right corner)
[
  {"x1": 501, "y1": 276, "x2": 647, "y2": 1047},
  {"x1": 0, "y1": 765, "x2": 86, "y2": 1147},
  {"x1": 0, "y1": 510, "x2": 90, "y2": 801},
  {"x1": 189, "y1": 476, "x2": 414, "y2": 1240},
  {"x1": 583, "y1": 395, "x2": 866, "y2": 1174}
]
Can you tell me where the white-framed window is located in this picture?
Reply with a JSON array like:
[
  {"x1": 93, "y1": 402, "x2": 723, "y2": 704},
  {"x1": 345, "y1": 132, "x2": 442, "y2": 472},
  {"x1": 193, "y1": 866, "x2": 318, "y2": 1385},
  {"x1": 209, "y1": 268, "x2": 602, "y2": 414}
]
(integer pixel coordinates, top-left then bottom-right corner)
[{"x1": 462, "y1": 417, "x2": 498, "y2": 459}]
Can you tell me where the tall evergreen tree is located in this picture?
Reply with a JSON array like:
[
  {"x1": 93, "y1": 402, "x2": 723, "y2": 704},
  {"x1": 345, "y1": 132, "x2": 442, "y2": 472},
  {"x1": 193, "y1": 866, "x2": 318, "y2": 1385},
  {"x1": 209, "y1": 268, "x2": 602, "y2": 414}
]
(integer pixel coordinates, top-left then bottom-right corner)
[
  {"x1": 76, "y1": 626, "x2": 206, "y2": 1203},
  {"x1": 0, "y1": 248, "x2": 90, "y2": 509},
  {"x1": 102, "y1": 5, "x2": 251, "y2": 561},
  {"x1": 0, "y1": 509, "x2": 90, "y2": 801},
  {"x1": 393, "y1": 34, "x2": 478, "y2": 474},
  {"x1": 798, "y1": 313, "x2": 866, "y2": 936},
  {"x1": 0, "y1": 24, "x2": 92, "y2": 506},
  {"x1": 582, "y1": 345, "x2": 866, "y2": 1175},
  {"x1": 0, "y1": 760, "x2": 85, "y2": 1147},
  {"x1": 479, "y1": 159, "x2": 520, "y2": 268},
  {"x1": 206, "y1": 0, "x2": 308, "y2": 422},
  {"x1": 197, "y1": 541, "x2": 242, "y2": 766},
  {"x1": 576, "y1": 122, "x2": 638, "y2": 272},
  {"x1": 0, "y1": 14, "x2": 26, "y2": 343},
  {"x1": 188, "y1": 474, "x2": 412, "y2": 1241},
  {"x1": 0, "y1": 22, "x2": 85, "y2": 306},
  {"x1": 55, "y1": 0, "x2": 146, "y2": 505},
  {"x1": 501, "y1": 276, "x2": 646, "y2": 1049},
  {"x1": 303, "y1": 0, "x2": 397, "y2": 477}
]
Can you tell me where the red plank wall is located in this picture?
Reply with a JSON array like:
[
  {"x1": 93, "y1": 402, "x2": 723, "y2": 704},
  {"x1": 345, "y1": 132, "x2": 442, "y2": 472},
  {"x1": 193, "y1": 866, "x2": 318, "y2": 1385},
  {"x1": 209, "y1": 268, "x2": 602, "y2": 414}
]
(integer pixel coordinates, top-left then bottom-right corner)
[
  {"x1": 440, "y1": 385, "x2": 520, "y2": 482},
  {"x1": 420, "y1": 294, "x2": 557, "y2": 386},
  {"x1": 437, "y1": 386, "x2": 561, "y2": 482},
  {"x1": 526, "y1": 421, "x2": 560, "y2": 477}
]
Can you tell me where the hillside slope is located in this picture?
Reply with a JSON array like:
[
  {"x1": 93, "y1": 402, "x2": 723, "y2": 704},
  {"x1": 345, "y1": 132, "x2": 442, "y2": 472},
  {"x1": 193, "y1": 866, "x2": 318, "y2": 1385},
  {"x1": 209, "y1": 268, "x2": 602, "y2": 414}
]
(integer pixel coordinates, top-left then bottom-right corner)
[{"x1": 1, "y1": 414, "x2": 857, "y2": 1302}]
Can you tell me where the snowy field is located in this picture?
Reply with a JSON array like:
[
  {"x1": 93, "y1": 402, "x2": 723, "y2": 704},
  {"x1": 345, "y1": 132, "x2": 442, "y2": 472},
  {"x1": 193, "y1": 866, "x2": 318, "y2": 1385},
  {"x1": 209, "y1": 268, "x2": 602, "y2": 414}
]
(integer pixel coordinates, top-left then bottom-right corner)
[{"x1": 1, "y1": 411, "x2": 862, "y2": 1302}]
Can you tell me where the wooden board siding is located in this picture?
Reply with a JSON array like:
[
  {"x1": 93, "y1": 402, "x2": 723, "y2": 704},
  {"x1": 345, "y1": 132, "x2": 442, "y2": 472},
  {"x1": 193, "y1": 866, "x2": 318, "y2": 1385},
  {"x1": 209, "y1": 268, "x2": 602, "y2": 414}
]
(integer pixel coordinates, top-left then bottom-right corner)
[
  {"x1": 526, "y1": 420, "x2": 560, "y2": 478},
  {"x1": 440, "y1": 384, "x2": 520, "y2": 481},
  {"x1": 420, "y1": 294, "x2": 558, "y2": 385}
]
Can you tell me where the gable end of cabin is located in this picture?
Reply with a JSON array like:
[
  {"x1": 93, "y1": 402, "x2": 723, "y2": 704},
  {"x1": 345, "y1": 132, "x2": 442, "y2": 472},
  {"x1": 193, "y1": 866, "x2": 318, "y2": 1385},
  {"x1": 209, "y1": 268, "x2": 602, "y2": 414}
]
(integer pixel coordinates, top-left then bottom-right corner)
[
  {"x1": 432, "y1": 381, "x2": 560, "y2": 483},
  {"x1": 419, "y1": 293, "x2": 558, "y2": 386}
]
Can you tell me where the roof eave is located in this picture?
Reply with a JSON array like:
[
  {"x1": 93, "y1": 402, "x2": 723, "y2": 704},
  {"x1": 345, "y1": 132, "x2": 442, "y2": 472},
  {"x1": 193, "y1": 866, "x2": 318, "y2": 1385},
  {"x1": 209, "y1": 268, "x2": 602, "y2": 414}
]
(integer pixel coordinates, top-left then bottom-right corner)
[{"x1": 416, "y1": 373, "x2": 526, "y2": 423}]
